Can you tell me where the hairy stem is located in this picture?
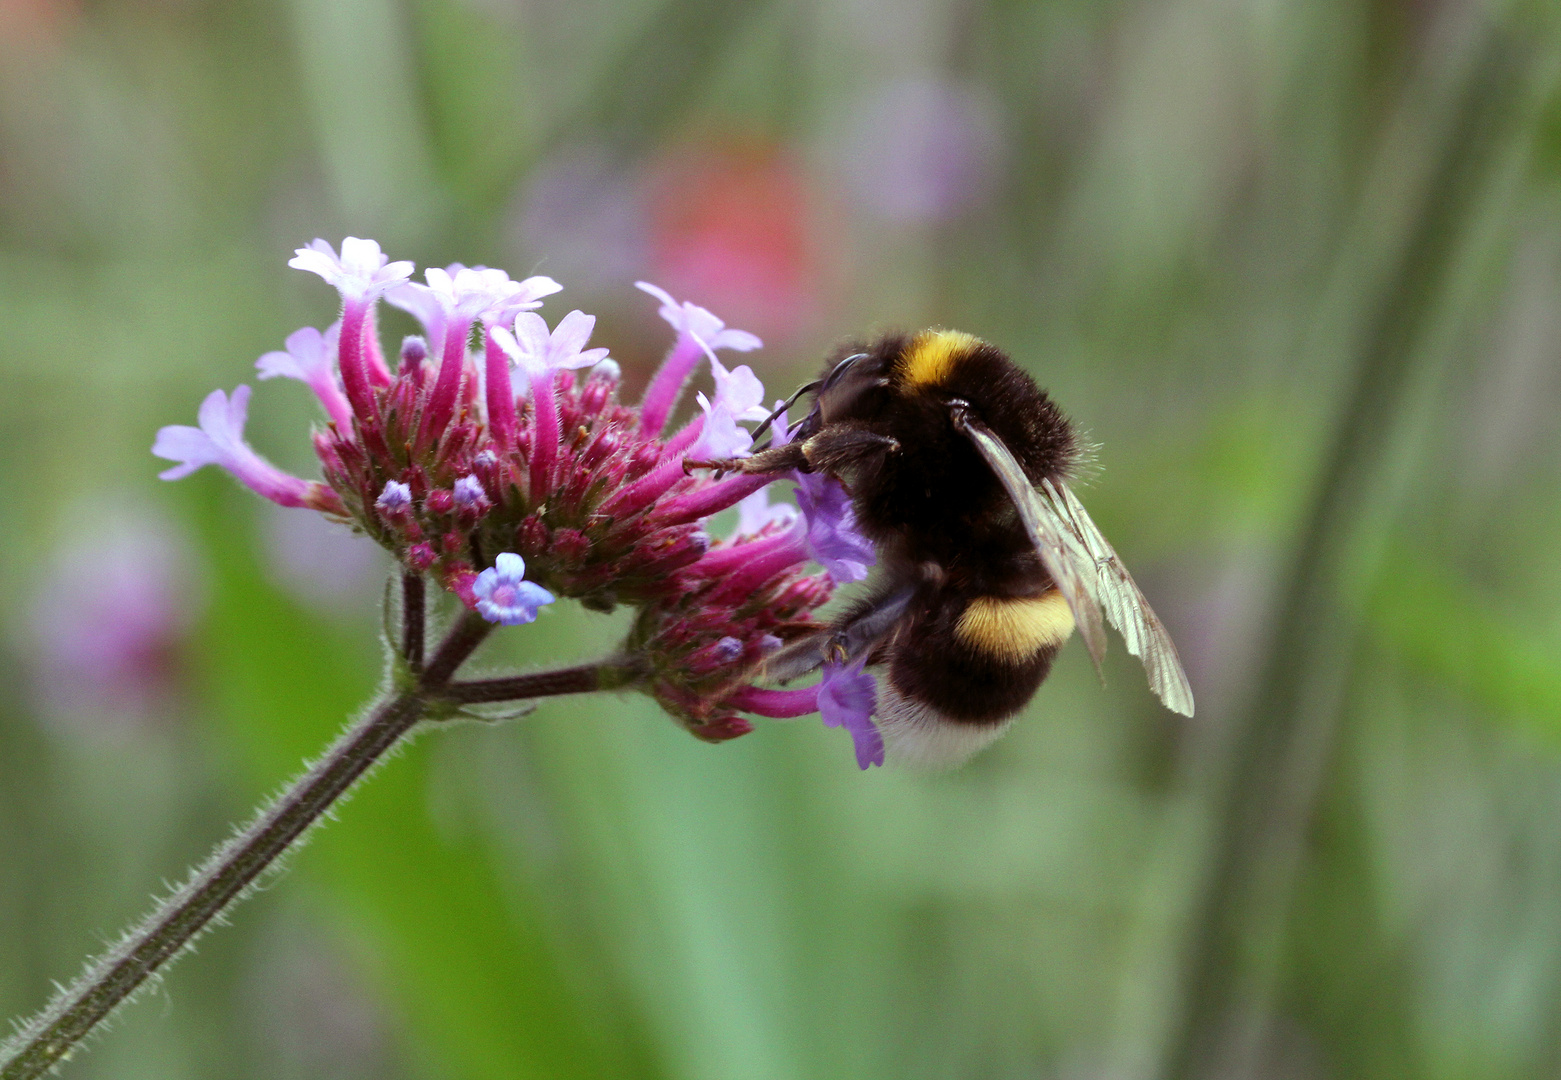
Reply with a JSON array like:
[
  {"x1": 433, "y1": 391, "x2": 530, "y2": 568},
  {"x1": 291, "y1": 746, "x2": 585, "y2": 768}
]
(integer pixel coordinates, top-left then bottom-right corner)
[
  {"x1": 440, "y1": 663, "x2": 610, "y2": 704},
  {"x1": 0, "y1": 608, "x2": 612, "y2": 1080},
  {"x1": 402, "y1": 572, "x2": 425, "y2": 675},
  {"x1": 0, "y1": 694, "x2": 425, "y2": 1080}
]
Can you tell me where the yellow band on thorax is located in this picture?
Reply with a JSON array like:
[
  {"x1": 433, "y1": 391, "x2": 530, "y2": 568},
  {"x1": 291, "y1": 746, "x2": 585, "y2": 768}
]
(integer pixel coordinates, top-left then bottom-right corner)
[
  {"x1": 899, "y1": 329, "x2": 981, "y2": 388},
  {"x1": 954, "y1": 592, "x2": 1075, "y2": 663}
]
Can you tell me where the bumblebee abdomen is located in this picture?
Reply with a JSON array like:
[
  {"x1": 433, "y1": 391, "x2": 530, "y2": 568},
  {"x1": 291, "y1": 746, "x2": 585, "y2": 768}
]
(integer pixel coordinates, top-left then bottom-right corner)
[{"x1": 888, "y1": 588, "x2": 1075, "y2": 724}]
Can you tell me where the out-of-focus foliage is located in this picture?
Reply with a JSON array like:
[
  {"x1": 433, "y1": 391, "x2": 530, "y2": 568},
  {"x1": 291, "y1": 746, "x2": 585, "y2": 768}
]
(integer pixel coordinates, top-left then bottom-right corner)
[{"x1": 4, "y1": 0, "x2": 1561, "y2": 1077}]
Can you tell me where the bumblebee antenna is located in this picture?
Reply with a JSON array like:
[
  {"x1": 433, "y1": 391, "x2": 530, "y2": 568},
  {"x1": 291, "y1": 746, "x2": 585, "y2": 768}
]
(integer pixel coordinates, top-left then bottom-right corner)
[{"x1": 751, "y1": 379, "x2": 822, "y2": 452}]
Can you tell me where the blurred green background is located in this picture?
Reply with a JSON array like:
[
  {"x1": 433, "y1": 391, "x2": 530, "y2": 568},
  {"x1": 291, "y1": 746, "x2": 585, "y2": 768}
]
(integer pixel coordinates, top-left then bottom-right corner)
[{"x1": 5, "y1": 0, "x2": 1561, "y2": 1077}]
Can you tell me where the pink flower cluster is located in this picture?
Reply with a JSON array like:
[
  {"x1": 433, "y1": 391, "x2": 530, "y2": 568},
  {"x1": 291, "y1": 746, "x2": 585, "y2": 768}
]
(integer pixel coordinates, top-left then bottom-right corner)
[{"x1": 153, "y1": 237, "x2": 854, "y2": 745}]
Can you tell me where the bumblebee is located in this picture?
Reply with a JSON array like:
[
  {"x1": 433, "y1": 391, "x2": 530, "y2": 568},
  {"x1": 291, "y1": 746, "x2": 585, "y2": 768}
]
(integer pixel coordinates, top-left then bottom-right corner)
[{"x1": 715, "y1": 329, "x2": 1194, "y2": 766}]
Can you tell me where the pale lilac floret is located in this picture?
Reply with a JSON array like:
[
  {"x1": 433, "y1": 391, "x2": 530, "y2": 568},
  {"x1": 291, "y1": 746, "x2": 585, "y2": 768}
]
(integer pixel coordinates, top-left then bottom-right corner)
[
  {"x1": 376, "y1": 481, "x2": 412, "y2": 513},
  {"x1": 453, "y1": 475, "x2": 486, "y2": 509},
  {"x1": 734, "y1": 485, "x2": 799, "y2": 537},
  {"x1": 819, "y1": 657, "x2": 883, "y2": 769},
  {"x1": 687, "y1": 353, "x2": 770, "y2": 460},
  {"x1": 708, "y1": 354, "x2": 769, "y2": 419},
  {"x1": 688, "y1": 391, "x2": 750, "y2": 460},
  {"x1": 472, "y1": 552, "x2": 555, "y2": 626},
  {"x1": 288, "y1": 237, "x2": 413, "y2": 301},
  {"x1": 386, "y1": 265, "x2": 562, "y2": 350},
  {"x1": 153, "y1": 386, "x2": 319, "y2": 509},
  {"x1": 634, "y1": 282, "x2": 762, "y2": 437},
  {"x1": 256, "y1": 324, "x2": 354, "y2": 432},
  {"x1": 491, "y1": 309, "x2": 610, "y2": 394},
  {"x1": 634, "y1": 281, "x2": 762, "y2": 354}
]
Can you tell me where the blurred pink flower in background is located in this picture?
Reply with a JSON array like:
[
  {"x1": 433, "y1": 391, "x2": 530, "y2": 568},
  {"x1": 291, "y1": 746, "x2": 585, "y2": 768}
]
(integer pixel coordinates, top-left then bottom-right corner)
[
  {"x1": 26, "y1": 507, "x2": 204, "y2": 735},
  {"x1": 646, "y1": 139, "x2": 822, "y2": 344},
  {"x1": 831, "y1": 76, "x2": 1005, "y2": 224},
  {"x1": 0, "y1": 0, "x2": 74, "y2": 54},
  {"x1": 514, "y1": 138, "x2": 827, "y2": 347}
]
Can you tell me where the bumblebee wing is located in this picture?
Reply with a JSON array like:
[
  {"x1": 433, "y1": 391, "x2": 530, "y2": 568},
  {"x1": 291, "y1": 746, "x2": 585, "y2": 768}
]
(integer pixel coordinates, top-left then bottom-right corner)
[
  {"x1": 953, "y1": 413, "x2": 1108, "y2": 664},
  {"x1": 954, "y1": 411, "x2": 1194, "y2": 717},
  {"x1": 1041, "y1": 478, "x2": 1195, "y2": 716}
]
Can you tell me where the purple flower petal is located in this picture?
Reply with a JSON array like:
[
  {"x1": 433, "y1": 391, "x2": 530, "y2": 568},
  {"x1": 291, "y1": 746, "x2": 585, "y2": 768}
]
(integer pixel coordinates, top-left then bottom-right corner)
[
  {"x1": 493, "y1": 309, "x2": 612, "y2": 395},
  {"x1": 708, "y1": 354, "x2": 769, "y2": 421},
  {"x1": 152, "y1": 387, "x2": 316, "y2": 508},
  {"x1": 473, "y1": 551, "x2": 555, "y2": 625},
  {"x1": 255, "y1": 324, "x2": 353, "y2": 431},
  {"x1": 289, "y1": 237, "x2": 413, "y2": 302},
  {"x1": 734, "y1": 486, "x2": 799, "y2": 537},
  {"x1": 402, "y1": 265, "x2": 562, "y2": 328},
  {"x1": 819, "y1": 657, "x2": 883, "y2": 769},
  {"x1": 688, "y1": 391, "x2": 755, "y2": 460},
  {"x1": 376, "y1": 481, "x2": 412, "y2": 512},
  {"x1": 634, "y1": 280, "x2": 763, "y2": 354},
  {"x1": 453, "y1": 475, "x2": 486, "y2": 509},
  {"x1": 794, "y1": 471, "x2": 875, "y2": 584}
]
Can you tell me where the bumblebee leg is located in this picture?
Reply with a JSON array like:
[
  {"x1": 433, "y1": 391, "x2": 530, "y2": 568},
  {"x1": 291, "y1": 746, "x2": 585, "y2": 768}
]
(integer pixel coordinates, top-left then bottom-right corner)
[
  {"x1": 800, "y1": 427, "x2": 900, "y2": 473},
  {"x1": 686, "y1": 441, "x2": 812, "y2": 476},
  {"x1": 762, "y1": 583, "x2": 915, "y2": 683}
]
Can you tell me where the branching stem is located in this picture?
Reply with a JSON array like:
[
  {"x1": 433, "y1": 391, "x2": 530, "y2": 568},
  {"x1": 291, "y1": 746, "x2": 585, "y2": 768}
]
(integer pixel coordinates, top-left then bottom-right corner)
[{"x1": 0, "y1": 603, "x2": 628, "y2": 1080}]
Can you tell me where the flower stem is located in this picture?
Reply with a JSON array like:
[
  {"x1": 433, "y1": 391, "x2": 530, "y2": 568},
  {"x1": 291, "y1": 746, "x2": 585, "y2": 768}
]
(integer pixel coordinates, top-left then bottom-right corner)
[
  {"x1": 0, "y1": 693, "x2": 426, "y2": 1080},
  {"x1": 0, "y1": 609, "x2": 615, "y2": 1080},
  {"x1": 439, "y1": 660, "x2": 637, "y2": 705},
  {"x1": 402, "y1": 572, "x2": 425, "y2": 674}
]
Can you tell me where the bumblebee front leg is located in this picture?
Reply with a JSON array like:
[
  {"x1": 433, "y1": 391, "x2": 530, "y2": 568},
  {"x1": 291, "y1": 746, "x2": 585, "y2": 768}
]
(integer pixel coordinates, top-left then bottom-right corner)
[
  {"x1": 685, "y1": 441, "x2": 812, "y2": 477},
  {"x1": 688, "y1": 427, "x2": 900, "y2": 477}
]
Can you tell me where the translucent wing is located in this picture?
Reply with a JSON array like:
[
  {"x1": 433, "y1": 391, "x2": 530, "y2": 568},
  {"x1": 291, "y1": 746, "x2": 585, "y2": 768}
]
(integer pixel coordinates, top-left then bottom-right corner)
[{"x1": 952, "y1": 408, "x2": 1195, "y2": 717}]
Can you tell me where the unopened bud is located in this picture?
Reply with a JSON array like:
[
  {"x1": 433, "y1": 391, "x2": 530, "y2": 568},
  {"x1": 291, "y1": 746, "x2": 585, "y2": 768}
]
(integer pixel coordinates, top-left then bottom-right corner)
[
  {"x1": 687, "y1": 636, "x2": 745, "y2": 675},
  {"x1": 400, "y1": 335, "x2": 428, "y2": 375},
  {"x1": 626, "y1": 442, "x2": 661, "y2": 478},
  {"x1": 553, "y1": 528, "x2": 591, "y2": 562},
  {"x1": 580, "y1": 362, "x2": 619, "y2": 413},
  {"x1": 689, "y1": 714, "x2": 754, "y2": 744},
  {"x1": 425, "y1": 488, "x2": 455, "y2": 516},
  {"x1": 453, "y1": 475, "x2": 488, "y2": 509},
  {"x1": 581, "y1": 430, "x2": 622, "y2": 470},
  {"x1": 376, "y1": 480, "x2": 413, "y2": 517},
  {"x1": 516, "y1": 514, "x2": 549, "y2": 556}
]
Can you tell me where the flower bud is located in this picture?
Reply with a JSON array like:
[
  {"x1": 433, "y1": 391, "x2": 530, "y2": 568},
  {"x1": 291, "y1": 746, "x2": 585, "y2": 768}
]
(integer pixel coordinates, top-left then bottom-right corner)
[
  {"x1": 399, "y1": 334, "x2": 428, "y2": 376},
  {"x1": 376, "y1": 481, "x2": 413, "y2": 519},
  {"x1": 579, "y1": 371, "x2": 615, "y2": 415},
  {"x1": 626, "y1": 442, "x2": 661, "y2": 478},
  {"x1": 516, "y1": 514, "x2": 549, "y2": 556},
  {"x1": 553, "y1": 528, "x2": 591, "y2": 562},
  {"x1": 425, "y1": 488, "x2": 455, "y2": 516},
  {"x1": 688, "y1": 715, "x2": 754, "y2": 744},
  {"x1": 581, "y1": 430, "x2": 622, "y2": 470}
]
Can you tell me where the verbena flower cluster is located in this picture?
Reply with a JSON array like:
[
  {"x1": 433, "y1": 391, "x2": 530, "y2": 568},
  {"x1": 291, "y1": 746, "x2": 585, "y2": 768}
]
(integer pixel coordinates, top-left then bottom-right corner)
[{"x1": 154, "y1": 237, "x2": 883, "y2": 761}]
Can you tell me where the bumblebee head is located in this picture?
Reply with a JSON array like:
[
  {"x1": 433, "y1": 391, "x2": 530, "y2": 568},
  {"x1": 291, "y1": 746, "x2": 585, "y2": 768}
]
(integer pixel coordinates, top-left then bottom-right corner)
[{"x1": 760, "y1": 330, "x2": 999, "y2": 455}]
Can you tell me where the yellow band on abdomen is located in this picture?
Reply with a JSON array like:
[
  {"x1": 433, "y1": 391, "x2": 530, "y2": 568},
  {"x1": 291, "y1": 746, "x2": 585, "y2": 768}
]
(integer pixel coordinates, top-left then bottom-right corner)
[{"x1": 954, "y1": 592, "x2": 1075, "y2": 663}]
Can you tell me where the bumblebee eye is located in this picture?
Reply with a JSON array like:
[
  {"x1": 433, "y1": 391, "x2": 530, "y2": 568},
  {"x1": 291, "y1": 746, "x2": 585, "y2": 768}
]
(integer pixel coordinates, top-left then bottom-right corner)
[{"x1": 822, "y1": 352, "x2": 869, "y2": 392}]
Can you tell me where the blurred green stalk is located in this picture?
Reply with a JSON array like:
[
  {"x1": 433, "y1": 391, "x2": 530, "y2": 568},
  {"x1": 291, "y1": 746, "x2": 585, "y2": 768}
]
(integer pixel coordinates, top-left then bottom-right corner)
[{"x1": 1150, "y1": 18, "x2": 1559, "y2": 1080}]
